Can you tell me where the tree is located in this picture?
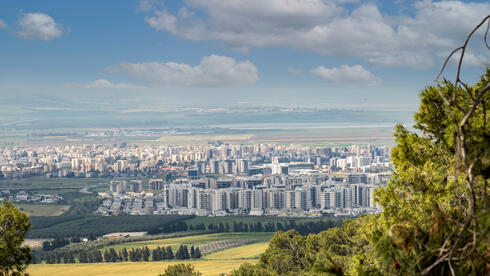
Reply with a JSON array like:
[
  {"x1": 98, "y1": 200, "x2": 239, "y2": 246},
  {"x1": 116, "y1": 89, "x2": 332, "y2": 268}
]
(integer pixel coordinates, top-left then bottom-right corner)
[
  {"x1": 232, "y1": 17, "x2": 490, "y2": 276},
  {"x1": 109, "y1": 248, "x2": 119, "y2": 262},
  {"x1": 46, "y1": 253, "x2": 55, "y2": 264},
  {"x1": 143, "y1": 246, "x2": 151, "y2": 261},
  {"x1": 103, "y1": 250, "x2": 111, "y2": 262},
  {"x1": 152, "y1": 247, "x2": 162, "y2": 261},
  {"x1": 42, "y1": 240, "x2": 52, "y2": 251},
  {"x1": 0, "y1": 201, "x2": 32, "y2": 275},
  {"x1": 366, "y1": 17, "x2": 490, "y2": 275},
  {"x1": 79, "y1": 250, "x2": 88, "y2": 263},
  {"x1": 158, "y1": 264, "x2": 202, "y2": 276},
  {"x1": 121, "y1": 248, "x2": 128, "y2": 262},
  {"x1": 165, "y1": 246, "x2": 174, "y2": 260},
  {"x1": 189, "y1": 246, "x2": 202, "y2": 259},
  {"x1": 55, "y1": 253, "x2": 61, "y2": 264},
  {"x1": 175, "y1": 245, "x2": 188, "y2": 260},
  {"x1": 63, "y1": 252, "x2": 75, "y2": 264}
]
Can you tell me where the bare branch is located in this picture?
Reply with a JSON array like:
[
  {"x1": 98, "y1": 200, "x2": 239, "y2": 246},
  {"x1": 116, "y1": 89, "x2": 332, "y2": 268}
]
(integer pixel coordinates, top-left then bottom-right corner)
[
  {"x1": 424, "y1": 14, "x2": 490, "y2": 275},
  {"x1": 485, "y1": 19, "x2": 490, "y2": 51},
  {"x1": 435, "y1": 47, "x2": 463, "y2": 83},
  {"x1": 460, "y1": 82, "x2": 490, "y2": 128}
]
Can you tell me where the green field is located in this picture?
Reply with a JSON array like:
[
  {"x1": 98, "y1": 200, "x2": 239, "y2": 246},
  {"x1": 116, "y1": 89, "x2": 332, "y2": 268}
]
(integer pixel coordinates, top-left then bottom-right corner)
[
  {"x1": 103, "y1": 232, "x2": 273, "y2": 252},
  {"x1": 17, "y1": 204, "x2": 70, "y2": 216}
]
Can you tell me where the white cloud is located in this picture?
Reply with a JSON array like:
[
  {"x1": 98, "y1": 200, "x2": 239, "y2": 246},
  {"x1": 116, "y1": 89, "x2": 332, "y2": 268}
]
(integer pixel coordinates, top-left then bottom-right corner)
[
  {"x1": 312, "y1": 65, "x2": 381, "y2": 86},
  {"x1": 144, "y1": 0, "x2": 490, "y2": 69},
  {"x1": 145, "y1": 7, "x2": 206, "y2": 41},
  {"x1": 138, "y1": 0, "x2": 162, "y2": 12},
  {"x1": 287, "y1": 67, "x2": 303, "y2": 75},
  {"x1": 16, "y1": 13, "x2": 64, "y2": 40},
  {"x1": 0, "y1": 19, "x2": 7, "y2": 29},
  {"x1": 67, "y1": 79, "x2": 144, "y2": 89},
  {"x1": 106, "y1": 55, "x2": 259, "y2": 87}
]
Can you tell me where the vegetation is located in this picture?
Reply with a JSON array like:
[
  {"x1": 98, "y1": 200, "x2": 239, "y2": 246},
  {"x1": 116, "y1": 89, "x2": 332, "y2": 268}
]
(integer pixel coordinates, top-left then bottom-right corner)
[
  {"x1": 43, "y1": 245, "x2": 203, "y2": 264},
  {"x1": 158, "y1": 264, "x2": 202, "y2": 276},
  {"x1": 231, "y1": 32, "x2": 490, "y2": 275},
  {"x1": 0, "y1": 201, "x2": 32, "y2": 275},
  {"x1": 62, "y1": 197, "x2": 101, "y2": 216},
  {"x1": 27, "y1": 215, "x2": 192, "y2": 238},
  {"x1": 32, "y1": 231, "x2": 208, "y2": 263},
  {"x1": 186, "y1": 216, "x2": 343, "y2": 236},
  {"x1": 26, "y1": 214, "x2": 341, "y2": 239}
]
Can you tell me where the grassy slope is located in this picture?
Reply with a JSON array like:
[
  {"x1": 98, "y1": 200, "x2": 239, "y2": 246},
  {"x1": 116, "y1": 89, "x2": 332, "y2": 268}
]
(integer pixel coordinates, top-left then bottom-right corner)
[{"x1": 17, "y1": 204, "x2": 70, "y2": 216}]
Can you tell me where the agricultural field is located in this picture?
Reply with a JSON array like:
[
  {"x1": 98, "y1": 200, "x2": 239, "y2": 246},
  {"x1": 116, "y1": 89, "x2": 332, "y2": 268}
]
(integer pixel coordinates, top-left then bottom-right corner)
[
  {"x1": 204, "y1": 242, "x2": 269, "y2": 260},
  {"x1": 17, "y1": 204, "x2": 70, "y2": 216},
  {"x1": 28, "y1": 259, "x2": 258, "y2": 276},
  {"x1": 103, "y1": 232, "x2": 273, "y2": 252},
  {"x1": 29, "y1": 232, "x2": 272, "y2": 276}
]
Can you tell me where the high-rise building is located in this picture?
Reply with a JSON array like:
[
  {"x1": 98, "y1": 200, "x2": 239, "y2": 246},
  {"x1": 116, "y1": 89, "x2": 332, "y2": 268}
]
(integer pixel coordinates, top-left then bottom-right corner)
[
  {"x1": 149, "y1": 179, "x2": 164, "y2": 191},
  {"x1": 251, "y1": 190, "x2": 264, "y2": 209},
  {"x1": 213, "y1": 190, "x2": 227, "y2": 211},
  {"x1": 266, "y1": 189, "x2": 285, "y2": 209},
  {"x1": 238, "y1": 189, "x2": 252, "y2": 210},
  {"x1": 209, "y1": 160, "x2": 219, "y2": 174},
  {"x1": 294, "y1": 189, "x2": 306, "y2": 210},
  {"x1": 285, "y1": 190, "x2": 295, "y2": 209},
  {"x1": 237, "y1": 159, "x2": 249, "y2": 174},
  {"x1": 130, "y1": 180, "x2": 142, "y2": 193},
  {"x1": 197, "y1": 190, "x2": 212, "y2": 210},
  {"x1": 110, "y1": 180, "x2": 126, "y2": 194}
]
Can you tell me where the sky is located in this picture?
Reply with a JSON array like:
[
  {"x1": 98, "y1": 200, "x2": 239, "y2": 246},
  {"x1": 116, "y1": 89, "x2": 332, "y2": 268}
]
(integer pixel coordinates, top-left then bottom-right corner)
[{"x1": 0, "y1": 0, "x2": 489, "y2": 110}]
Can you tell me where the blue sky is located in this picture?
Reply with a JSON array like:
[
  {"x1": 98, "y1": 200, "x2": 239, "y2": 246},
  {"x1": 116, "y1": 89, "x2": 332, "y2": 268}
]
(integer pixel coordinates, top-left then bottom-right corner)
[{"x1": 0, "y1": 0, "x2": 489, "y2": 110}]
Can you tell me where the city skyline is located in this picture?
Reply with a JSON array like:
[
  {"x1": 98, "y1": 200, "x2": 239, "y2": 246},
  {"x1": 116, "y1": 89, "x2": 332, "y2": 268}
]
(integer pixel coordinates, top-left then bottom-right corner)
[{"x1": 0, "y1": 142, "x2": 391, "y2": 217}]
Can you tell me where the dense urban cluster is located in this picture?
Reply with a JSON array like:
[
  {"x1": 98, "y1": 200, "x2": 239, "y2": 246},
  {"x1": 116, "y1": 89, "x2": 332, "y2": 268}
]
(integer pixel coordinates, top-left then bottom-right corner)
[
  {"x1": 0, "y1": 143, "x2": 390, "y2": 179},
  {"x1": 84, "y1": 143, "x2": 391, "y2": 217},
  {"x1": 0, "y1": 143, "x2": 391, "y2": 217}
]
